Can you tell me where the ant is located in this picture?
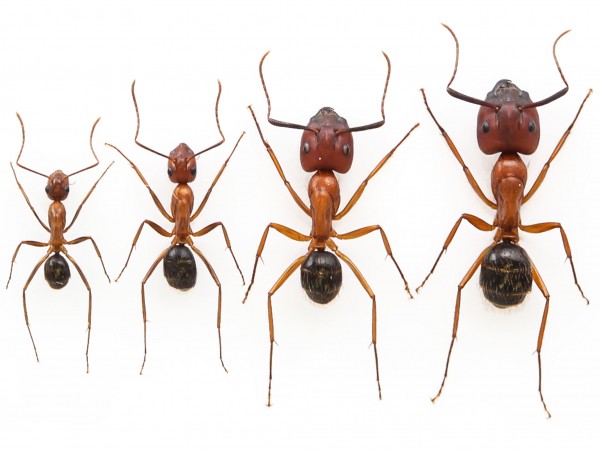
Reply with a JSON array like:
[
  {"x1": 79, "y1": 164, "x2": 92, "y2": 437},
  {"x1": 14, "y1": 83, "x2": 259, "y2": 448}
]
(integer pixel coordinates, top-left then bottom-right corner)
[
  {"x1": 106, "y1": 80, "x2": 245, "y2": 375},
  {"x1": 6, "y1": 114, "x2": 112, "y2": 373},
  {"x1": 244, "y1": 51, "x2": 419, "y2": 406},
  {"x1": 418, "y1": 24, "x2": 592, "y2": 417}
]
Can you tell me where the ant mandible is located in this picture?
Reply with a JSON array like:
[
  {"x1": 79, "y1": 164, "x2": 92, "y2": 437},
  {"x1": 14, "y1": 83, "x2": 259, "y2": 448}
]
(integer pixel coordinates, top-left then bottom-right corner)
[
  {"x1": 6, "y1": 114, "x2": 112, "y2": 373},
  {"x1": 418, "y1": 24, "x2": 592, "y2": 417},
  {"x1": 106, "y1": 80, "x2": 245, "y2": 375},
  {"x1": 244, "y1": 51, "x2": 419, "y2": 406}
]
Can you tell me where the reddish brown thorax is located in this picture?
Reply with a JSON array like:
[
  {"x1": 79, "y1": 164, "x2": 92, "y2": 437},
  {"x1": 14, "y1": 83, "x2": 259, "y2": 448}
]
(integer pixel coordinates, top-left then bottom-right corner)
[
  {"x1": 491, "y1": 153, "x2": 527, "y2": 239},
  {"x1": 45, "y1": 170, "x2": 70, "y2": 201},
  {"x1": 308, "y1": 171, "x2": 341, "y2": 249},
  {"x1": 167, "y1": 143, "x2": 197, "y2": 184},
  {"x1": 477, "y1": 80, "x2": 541, "y2": 155},
  {"x1": 300, "y1": 107, "x2": 354, "y2": 173}
]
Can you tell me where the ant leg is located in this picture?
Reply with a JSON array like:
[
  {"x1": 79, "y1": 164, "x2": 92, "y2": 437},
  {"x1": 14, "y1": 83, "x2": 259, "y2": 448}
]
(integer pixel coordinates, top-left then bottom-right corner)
[
  {"x1": 520, "y1": 222, "x2": 588, "y2": 303},
  {"x1": 328, "y1": 244, "x2": 382, "y2": 400},
  {"x1": 6, "y1": 240, "x2": 48, "y2": 289},
  {"x1": 336, "y1": 225, "x2": 413, "y2": 298},
  {"x1": 530, "y1": 260, "x2": 552, "y2": 418},
  {"x1": 191, "y1": 132, "x2": 245, "y2": 221},
  {"x1": 189, "y1": 243, "x2": 227, "y2": 372},
  {"x1": 116, "y1": 220, "x2": 172, "y2": 282},
  {"x1": 243, "y1": 223, "x2": 310, "y2": 303},
  {"x1": 9, "y1": 163, "x2": 49, "y2": 231},
  {"x1": 431, "y1": 243, "x2": 495, "y2": 404},
  {"x1": 64, "y1": 162, "x2": 114, "y2": 232},
  {"x1": 63, "y1": 252, "x2": 93, "y2": 373},
  {"x1": 192, "y1": 222, "x2": 245, "y2": 285},
  {"x1": 247, "y1": 106, "x2": 311, "y2": 216},
  {"x1": 67, "y1": 236, "x2": 111, "y2": 283},
  {"x1": 21, "y1": 252, "x2": 52, "y2": 362},
  {"x1": 420, "y1": 89, "x2": 496, "y2": 209},
  {"x1": 265, "y1": 253, "x2": 309, "y2": 406},
  {"x1": 524, "y1": 89, "x2": 592, "y2": 203},
  {"x1": 418, "y1": 214, "x2": 495, "y2": 292},
  {"x1": 334, "y1": 123, "x2": 419, "y2": 221},
  {"x1": 139, "y1": 247, "x2": 172, "y2": 375},
  {"x1": 105, "y1": 143, "x2": 173, "y2": 222}
]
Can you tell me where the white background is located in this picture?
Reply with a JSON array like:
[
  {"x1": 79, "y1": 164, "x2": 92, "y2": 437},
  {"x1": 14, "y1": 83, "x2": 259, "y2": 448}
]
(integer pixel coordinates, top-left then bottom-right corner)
[{"x1": 0, "y1": 0, "x2": 598, "y2": 448}]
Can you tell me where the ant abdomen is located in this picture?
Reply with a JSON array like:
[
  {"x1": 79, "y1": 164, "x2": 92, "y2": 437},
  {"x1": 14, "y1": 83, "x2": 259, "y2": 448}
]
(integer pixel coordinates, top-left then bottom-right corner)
[
  {"x1": 300, "y1": 251, "x2": 342, "y2": 304},
  {"x1": 163, "y1": 244, "x2": 197, "y2": 291},
  {"x1": 479, "y1": 242, "x2": 532, "y2": 308},
  {"x1": 44, "y1": 253, "x2": 71, "y2": 289}
]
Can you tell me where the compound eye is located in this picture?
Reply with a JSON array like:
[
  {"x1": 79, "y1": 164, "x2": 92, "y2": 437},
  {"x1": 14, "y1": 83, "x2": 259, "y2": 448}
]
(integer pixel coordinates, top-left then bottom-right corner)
[
  {"x1": 190, "y1": 166, "x2": 197, "y2": 176},
  {"x1": 482, "y1": 121, "x2": 490, "y2": 133},
  {"x1": 528, "y1": 121, "x2": 536, "y2": 133},
  {"x1": 167, "y1": 167, "x2": 173, "y2": 177},
  {"x1": 64, "y1": 185, "x2": 70, "y2": 193},
  {"x1": 303, "y1": 142, "x2": 310, "y2": 153},
  {"x1": 45, "y1": 185, "x2": 50, "y2": 194},
  {"x1": 342, "y1": 144, "x2": 350, "y2": 155}
]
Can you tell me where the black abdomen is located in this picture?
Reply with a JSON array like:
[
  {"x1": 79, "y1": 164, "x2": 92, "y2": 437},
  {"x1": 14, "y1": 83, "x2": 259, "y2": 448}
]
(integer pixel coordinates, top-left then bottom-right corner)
[
  {"x1": 44, "y1": 253, "x2": 71, "y2": 289},
  {"x1": 163, "y1": 244, "x2": 197, "y2": 290},
  {"x1": 300, "y1": 251, "x2": 342, "y2": 304},
  {"x1": 479, "y1": 242, "x2": 532, "y2": 308}
]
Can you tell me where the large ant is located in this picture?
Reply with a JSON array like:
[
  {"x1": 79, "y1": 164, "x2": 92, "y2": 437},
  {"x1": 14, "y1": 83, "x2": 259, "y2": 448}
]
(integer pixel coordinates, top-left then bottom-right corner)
[
  {"x1": 244, "y1": 51, "x2": 419, "y2": 405},
  {"x1": 6, "y1": 114, "x2": 112, "y2": 372},
  {"x1": 418, "y1": 25, "x2": 591, "y2": 417},
  {"x1": 106, "y1": 81, "x2": 245, "y2": 374}
]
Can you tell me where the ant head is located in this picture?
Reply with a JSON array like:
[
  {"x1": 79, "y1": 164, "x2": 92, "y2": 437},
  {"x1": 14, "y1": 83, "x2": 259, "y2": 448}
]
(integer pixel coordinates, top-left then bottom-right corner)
[
  {"x1": 167, "y1": 143, "x2": 197, "y2": 183},
  {"x1": 130, "y1": 80, "x2": 225, "y2": 183},
  {"x1": 300, "y1": 108, "x2": 354, "y2": 174},
  {"x1": 257, "y1": 51, "x2": 390, "y2": 175},
  {"x1": 476, "y1": 80, "x2": 540, "y2": 155},
  {"x1": 442, "y1": 25, "x2": 570, "y2": 157},
  {"x1": 45, "y1": 170, "x2": 70, "y2": 201},
  {"x1": 13, "y1": 115, "x2": 101, "y2": 202}
]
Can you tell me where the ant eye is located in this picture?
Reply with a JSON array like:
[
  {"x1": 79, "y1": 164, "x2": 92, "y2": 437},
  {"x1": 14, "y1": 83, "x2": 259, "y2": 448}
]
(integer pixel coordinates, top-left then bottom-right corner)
[
  {"x1": 190, "y1": 167, "x2": 197, "y2": 176},
  {"x1": 482, "y1": 121, "x2": 490, "y2": 133},
  {"x1": 167, "y1": 167, "x2": 173, "y2": 177},
  {"x1": 45, "y1": 185, "x2": 50, "y2": 194},
  {"x1": 528, "y1": 121, "x2": 536, "y2": 133},
  {"x1": 64, "y1": 185, "x2": 70, "y2": 193},
  {"x1": 303, "y1": 142, "x2": 310, "y2": 153},
  {"x1": 342, "y1": 144, "x2": 350, "y2": 155}
]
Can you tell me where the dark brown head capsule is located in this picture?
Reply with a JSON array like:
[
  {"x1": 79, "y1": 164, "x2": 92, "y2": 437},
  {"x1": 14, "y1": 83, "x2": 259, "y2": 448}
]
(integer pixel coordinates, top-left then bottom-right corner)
[
  {"x1": 163, "y1": 244, "x2": 197, "y2": 290},
  {"x1": 479, "y1": 242, "x2": 532, "y2": 308},
  {"x1": 167, "y1": 144, "x2": 197, "y2": 184},
  {"x1": 477, "y1": 80, "x2": 541, "y2": 155},
  {"x1": 300, "y1": 250, "x2": 343, "y2": 304},
  {"x1": 44, "y1": 253, "x2": 71, "y2": 289},
  {"x1": 300, "y1": 108, "x2": 354, "y2": 174},
  {"x1": 45, "y1": 170, "x2": 70, "y2": 201}
]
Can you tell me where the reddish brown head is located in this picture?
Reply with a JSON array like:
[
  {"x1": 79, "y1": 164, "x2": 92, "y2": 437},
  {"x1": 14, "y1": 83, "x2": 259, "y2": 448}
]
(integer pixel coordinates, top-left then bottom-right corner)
[
  {"x1": 14, "y1": 114, "x2": 101, "y2": 202},
  {"x1": 257, "y1": 51, "x2": 390, "y2": 174},
  {"x1": 477, "y1": 80, "x2": 540, "y2": 155},
  {"x1": 441, "y1": 25, "x2": 570, "y2": 156},
  {"x1": 300, "y1": 108, "x2": 354, "y2": 173},
  {"x1": 45, "y1": 170, "x2": 70, "y2": 201},
  {"x1": 167, "y1": 143, "x2": 197, "y2": 184}
]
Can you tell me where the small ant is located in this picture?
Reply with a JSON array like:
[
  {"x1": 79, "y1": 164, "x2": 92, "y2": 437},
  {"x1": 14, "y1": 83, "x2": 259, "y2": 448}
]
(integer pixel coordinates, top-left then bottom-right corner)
[
  {"x1": 106, "y1": 81, "x2": 245, "y2": 374},
  {"x1": 418, "y1": 25, "x2": 591, "y2": 417},
  {"x1": 6, "y1": 114, "x2": 112, "y2": 372},
  {"x1": 244, "y1": 51, "x2": 419, "y2": 405}
]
